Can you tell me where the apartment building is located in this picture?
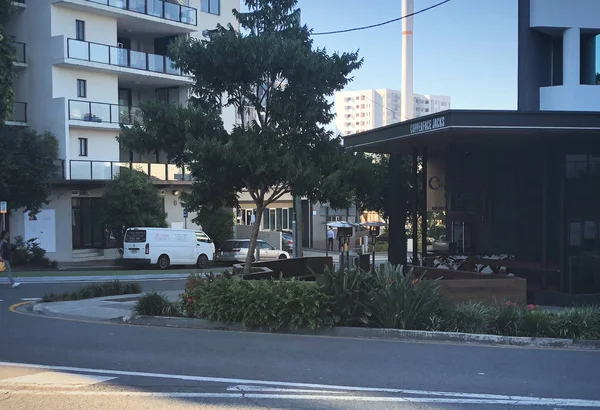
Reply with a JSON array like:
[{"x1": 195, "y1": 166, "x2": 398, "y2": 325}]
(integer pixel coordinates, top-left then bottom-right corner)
[
  {"x1": 335, "y1": 88, "x2": 451, "y2": 136},
  {"x1": 5, "y1": 0, "x2": 239, "y2": 262}
]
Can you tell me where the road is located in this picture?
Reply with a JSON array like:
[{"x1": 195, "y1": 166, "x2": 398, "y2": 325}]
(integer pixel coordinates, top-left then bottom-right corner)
[{"x1": 1, "y1": 279, "x2": 600, "y2": 409}]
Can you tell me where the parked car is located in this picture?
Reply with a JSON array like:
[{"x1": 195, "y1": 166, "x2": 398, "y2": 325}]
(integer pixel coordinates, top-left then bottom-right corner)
[
  {"x1": 122, "y1": 227, "x2": 215, "y2": 269},
  {"x1": 215, "y1": 239, "x2": 289, "y2": 264},
  {"x1": 281, "y1": 232, "x2": 294, "y2": 253}
]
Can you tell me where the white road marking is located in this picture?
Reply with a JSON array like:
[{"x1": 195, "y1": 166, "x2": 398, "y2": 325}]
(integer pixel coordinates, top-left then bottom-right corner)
[
  {"x1": 227, "y1": 385, "x2": 346, "y2": 394},
  {"x1": 0, "y1": 361, "x2": 599, "y2": 407},
  {"x1": 20, "y1": 298, "x2": 40, "y2": 301},
  {"x1": 0, "y1": 390, "x2": 599, "y2": 406},
  {"x1": 0, "y1": 371, "x2": 115, "y2": 388}
]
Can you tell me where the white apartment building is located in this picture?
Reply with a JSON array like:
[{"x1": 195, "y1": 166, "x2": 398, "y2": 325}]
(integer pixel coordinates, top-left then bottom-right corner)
[
  {"x1": 335, "y1": 89, "x2": 451, "y2": 136},
  {"x1": 5, "y1": 0, "x2": 239, "y2": 262}
]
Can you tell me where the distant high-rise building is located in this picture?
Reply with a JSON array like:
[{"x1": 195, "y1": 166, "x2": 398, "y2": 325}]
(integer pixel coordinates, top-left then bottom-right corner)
[{"x1": 334, "y1": 89, "x2": 451, "y2": 136}]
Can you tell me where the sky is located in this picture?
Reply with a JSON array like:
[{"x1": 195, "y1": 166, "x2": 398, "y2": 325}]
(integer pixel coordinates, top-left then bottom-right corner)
[{"x1": 296, "y1": 0, "x2": 519, "y2": 111}]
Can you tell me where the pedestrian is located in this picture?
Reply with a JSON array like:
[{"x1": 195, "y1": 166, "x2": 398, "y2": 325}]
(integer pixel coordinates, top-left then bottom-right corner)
[
  {"x1": 327, "y1": 227, "x2": 334, "y2": 251},
  {"x1": 0, "y1": 230, "x2": 20, "y2": 288}
]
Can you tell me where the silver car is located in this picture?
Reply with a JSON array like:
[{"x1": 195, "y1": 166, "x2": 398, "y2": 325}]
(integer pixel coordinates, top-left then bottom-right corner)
[{"x1": 216, "y1": 239, "x2": 290, "y2": 263}]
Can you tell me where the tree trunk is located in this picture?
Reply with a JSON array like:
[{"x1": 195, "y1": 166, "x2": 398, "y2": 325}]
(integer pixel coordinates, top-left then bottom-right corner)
[
  {"x1": 387, "y1": 154, "x2": 408, "y2": 267},
  {"x1": 243, "y1": 206, "x2": 263, "y2": 275}
]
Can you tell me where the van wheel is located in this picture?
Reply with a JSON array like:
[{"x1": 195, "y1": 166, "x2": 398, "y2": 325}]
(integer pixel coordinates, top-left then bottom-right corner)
[
  {"x1": 278, "y1": 254, "x2": 287, "y2": 260},
  {"x1": 157, "y1": 254, "x2": 170, "y2": 270},
  {"x1": 197, "y1": 254, "x2": 209, "y2": 269}
]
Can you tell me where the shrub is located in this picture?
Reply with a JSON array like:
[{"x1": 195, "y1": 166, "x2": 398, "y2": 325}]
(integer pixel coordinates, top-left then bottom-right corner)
[
  {"x1": 42, "y1": 280, "x2": 141, "y2": 302},
  {"x1": 188, "y1": 276, "x2": 333, "y2": 331},
  {"x1": 10, "y1": 236, "x2": 56, "y2": 268},
  {"x1": 315, "y1": 266, "x2": 374, "y2": 326},
  {"x1": 443, "y1": 302, "x2": 493, "y2": 334},
  {"x1": 554, "y1": 307, "x2": 600, "y2": 340},
  {"x1": 134, "y1": 292, "x2": 182, "y2": 317},
  {"x1": 365, "y1": 264, "x2": 444, "y2": 330}
]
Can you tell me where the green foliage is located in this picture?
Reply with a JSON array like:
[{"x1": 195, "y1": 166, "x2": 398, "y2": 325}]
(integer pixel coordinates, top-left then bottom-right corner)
[
  {"x1": 0, "y1": 128, "x2": 59, "y2": 212},
  {"x1": 554, "y1": 307, "x2": 600, "y2": 340},
  {"x1": 42, "y1": 281, "x2": 141, "y2": 302},
  {"x1": 365, "y1": 264, "x2": 444, "y2": 330},
  {"x1": 315, "y1": 266, "x2": 374, "y2": 326},
  {"x1": 185, "y1": 275, "x2": 333, "y2": 331},
  {"x1": 119, "y1": 0, "x2": 363, "y2": 273},
  {"x1": 100, "y1": 168, "x2": 167, "y2": 250},
  {"x1": 193, "y1": 207, "x2": 234, "y2": 249},
  {"x1": 0, "y1": 0, "x2": 17, "y2": 125},
  {"x1": 134, "y1": 292, "x2": 182, "y2": 317},
  {"x1": 443, "y1": 302, "x2": 493, "y2": 335},
  {"x1": 10, "y1": 236, "x2": 56, "y2": 268}
]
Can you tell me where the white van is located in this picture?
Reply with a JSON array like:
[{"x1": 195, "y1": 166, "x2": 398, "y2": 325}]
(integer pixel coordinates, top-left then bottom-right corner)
[{"x1": 122, "y1": 227, "x2": 215, "y2": 269}]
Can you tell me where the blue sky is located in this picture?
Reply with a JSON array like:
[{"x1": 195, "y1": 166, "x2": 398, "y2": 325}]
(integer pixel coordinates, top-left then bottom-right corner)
[{"x1": 297, "y1": 0, "x2": 519, "y2": 110}]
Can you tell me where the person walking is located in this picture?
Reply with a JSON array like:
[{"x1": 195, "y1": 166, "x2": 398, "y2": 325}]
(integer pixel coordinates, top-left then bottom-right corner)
[
  {"x1": 0, "y1": 230, "x2": 20, "y2": 288},
  {"x1": 327, "y1": 227, "x2": 334, "y2": 251}
]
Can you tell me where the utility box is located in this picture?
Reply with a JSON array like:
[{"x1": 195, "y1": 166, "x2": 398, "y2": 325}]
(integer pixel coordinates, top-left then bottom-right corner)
[{"x1": 354, "y1": 254, "x2": 370, "y2": 272}]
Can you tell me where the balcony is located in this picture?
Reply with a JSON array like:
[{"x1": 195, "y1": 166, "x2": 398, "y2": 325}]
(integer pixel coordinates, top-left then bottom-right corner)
[
  {"x1": 53, "y1": 0, "x2": 196, "y2": 35},
  {"x1": 68, "y1": 99, "x2": 142, "y2": 129},
  {"x1": 67, "y1": 160, "x2": 193, "y2": 182},
  {"x1": 4, "y1": 102, "x2": 27, "y2": 125},
  {"x1": 10, "y1": 41, "x2": 27, "y2": 67},
  {"x1": 87, "y1": 0, "x2": 196, "y2": 26},
  {"x1": 60, "y1": 38, "x2": 190, "y2": 86}
]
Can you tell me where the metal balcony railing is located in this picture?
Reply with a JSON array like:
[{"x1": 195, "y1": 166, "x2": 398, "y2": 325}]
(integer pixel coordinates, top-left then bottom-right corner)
[
  {"x1": 86, "y1": 0, "x2": 197, "y2": 26},
  {"x1": 69, "y1": 160, "x2": 193, "y2": 182},
  {"x1": 67, "y1": 38, "x2": 183, "y2": 76},
  {"x1": 6, "y1": 102, "x2": 27, "y2": 123},
  {"x1": 10, "y1": 41, "x2": 26, "y2": 63},
  {"x1": 68, "y1": 99, "x2": 142, "y2": 125}
]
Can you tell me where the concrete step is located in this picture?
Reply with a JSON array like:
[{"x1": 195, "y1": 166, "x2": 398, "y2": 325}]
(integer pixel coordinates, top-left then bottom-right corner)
[{"x1": 72, "y1": 249, "x2": 105, "y2": 262}]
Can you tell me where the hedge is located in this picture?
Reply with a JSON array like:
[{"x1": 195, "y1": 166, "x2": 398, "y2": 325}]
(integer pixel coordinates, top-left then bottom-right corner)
[{"x1": 170, "y1": 267, "x2": 600, "y2": 340}]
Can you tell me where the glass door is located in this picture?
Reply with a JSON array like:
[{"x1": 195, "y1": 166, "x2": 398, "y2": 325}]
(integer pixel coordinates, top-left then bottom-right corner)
[{"x1": 118, "y1": 88, "x2": 132, "y2": 124}]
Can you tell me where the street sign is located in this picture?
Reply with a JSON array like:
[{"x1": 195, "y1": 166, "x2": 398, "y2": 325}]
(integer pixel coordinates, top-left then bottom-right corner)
[
  {"x1": 0, "y1": 201, "x2": 6, "y2": 214},
  {"x1": 183, "y1": 209, "x2": 188, "y2": 218}
]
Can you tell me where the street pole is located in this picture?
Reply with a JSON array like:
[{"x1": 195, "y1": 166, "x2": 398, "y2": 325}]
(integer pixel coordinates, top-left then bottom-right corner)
[{"x1": 293, "y1": 195, "x2": 303, "y2": 258}]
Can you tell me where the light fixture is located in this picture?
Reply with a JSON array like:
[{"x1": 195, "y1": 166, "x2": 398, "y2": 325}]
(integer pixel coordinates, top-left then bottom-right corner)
[{"x1": 173, "y1": 190, "x2": 180, "y2": 196}]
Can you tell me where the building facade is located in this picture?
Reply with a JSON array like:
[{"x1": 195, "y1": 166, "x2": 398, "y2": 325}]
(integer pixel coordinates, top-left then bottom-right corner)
[
  {"x1": 334, "y1": 88, "x2": 451, "y2": 136},
  {"x1": 6, "y1": 0, "x2": 239, "y2": 262},
  {"x1": 343, "y1": 0, "x2": 600, "y2": 302}
]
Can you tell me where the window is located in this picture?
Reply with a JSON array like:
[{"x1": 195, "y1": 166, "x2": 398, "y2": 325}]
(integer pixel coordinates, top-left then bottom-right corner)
[
  {"x1": 282, "y1": 208, "x2": 289, "y2": 230},
  {"x1": 76, "y1": 20, "x2": 85, "y2": 41},
  {"x1": 201, "y1": 0, "x2": 220, "y2": 15},
  {"x1": 155, "y1": 87, "x2": 179, "y2": 104},
  {"x1": 195, "y1": 232, "x2": 211, "y2": 243},
  {"x1": 77, "y1": 79, "x2": 87, "y2": 98},
  {"x1": 78, "y1": 138, "x2": 88, "y2": 156}
]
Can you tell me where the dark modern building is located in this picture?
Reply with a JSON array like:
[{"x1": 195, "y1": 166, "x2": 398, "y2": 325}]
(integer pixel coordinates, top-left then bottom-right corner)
[{"x1": 343, "y1": 0, "x2": 600, "y2": 303}]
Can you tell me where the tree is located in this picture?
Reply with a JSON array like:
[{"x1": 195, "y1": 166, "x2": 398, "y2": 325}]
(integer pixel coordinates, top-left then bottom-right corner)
[
  {"x1": 119, "y1": 0, "x2": 362, "y2": 273},
  {"x1": 0, "y1": 0, "x2": 17, "y2": 124},
  {"x1": 194, "y1": 207, "x2": 234, "y2": 250},
  {"x1": 100, "y1": 169, "x2": 167, "y2": 250},
  {"x1": 0, "y1": 127, "x2": 59, "y2": 213}
]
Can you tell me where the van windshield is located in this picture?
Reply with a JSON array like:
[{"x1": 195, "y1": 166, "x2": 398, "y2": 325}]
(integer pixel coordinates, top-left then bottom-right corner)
[{"x1": 125, "y1": 229, "x2": 146, "y2": 243}]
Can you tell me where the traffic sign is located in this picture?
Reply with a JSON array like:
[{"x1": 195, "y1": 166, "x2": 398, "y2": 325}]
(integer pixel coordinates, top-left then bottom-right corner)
[
  {"x1": 0, "y1": 201, "x2": 6, "y2": 214},
  {"x1": 183, "y1": 209, "x2": 188, "y2": 218}
]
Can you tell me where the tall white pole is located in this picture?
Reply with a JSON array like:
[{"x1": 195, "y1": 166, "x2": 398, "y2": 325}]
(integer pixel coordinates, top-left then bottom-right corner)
[{"x1": 400, "y1": 0, "x2": 415, "y2": 122}]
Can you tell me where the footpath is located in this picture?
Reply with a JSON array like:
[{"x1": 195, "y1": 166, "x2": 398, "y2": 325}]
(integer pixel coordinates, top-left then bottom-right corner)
[{"x1": 27, "y1": 291, "x2": 182, "y2": 321}]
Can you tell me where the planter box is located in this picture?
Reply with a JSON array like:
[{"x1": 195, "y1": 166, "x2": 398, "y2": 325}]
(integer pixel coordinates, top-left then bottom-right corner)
[
  {"x1": 409, "y1": 265, "x2": 527, "y2": 305},
  {"x1": 234, "y1": 257, "x2": 333, "y2": 280}
]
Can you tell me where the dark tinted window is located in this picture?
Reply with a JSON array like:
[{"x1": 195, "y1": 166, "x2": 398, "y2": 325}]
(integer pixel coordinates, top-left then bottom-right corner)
[
  {"x1": 220, "y1": 241, "x2": 238, "y2": 251},
  {"x1": 124, "y1": 229, "x2": 146, "y2": 242}
]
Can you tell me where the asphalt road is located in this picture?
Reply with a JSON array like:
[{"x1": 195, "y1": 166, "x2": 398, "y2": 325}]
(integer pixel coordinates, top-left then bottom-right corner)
[{"x1": 1, "y1": 279, "x2": 600, "y2": 409}]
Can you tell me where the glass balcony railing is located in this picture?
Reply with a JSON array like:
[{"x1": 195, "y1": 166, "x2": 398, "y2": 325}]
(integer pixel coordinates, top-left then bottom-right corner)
[
  {"x1": 68, "y1": 99, "x2": 143, "y2": 125},
  {"x1": 6, "y1": 101, "x2": 27, "y2": 123},
  {"x1": 67, "y1": 38, "x2": 184, "y2": 77},
  {"x1": 10, "y1": 41, "x2": 26, "y2": 64},
  {"x1": 69, "y1": 160, "x2": 193, "y2": 182},
  {"x1": 85, "y1": 0, "x2": 197, "y2": 26}
]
